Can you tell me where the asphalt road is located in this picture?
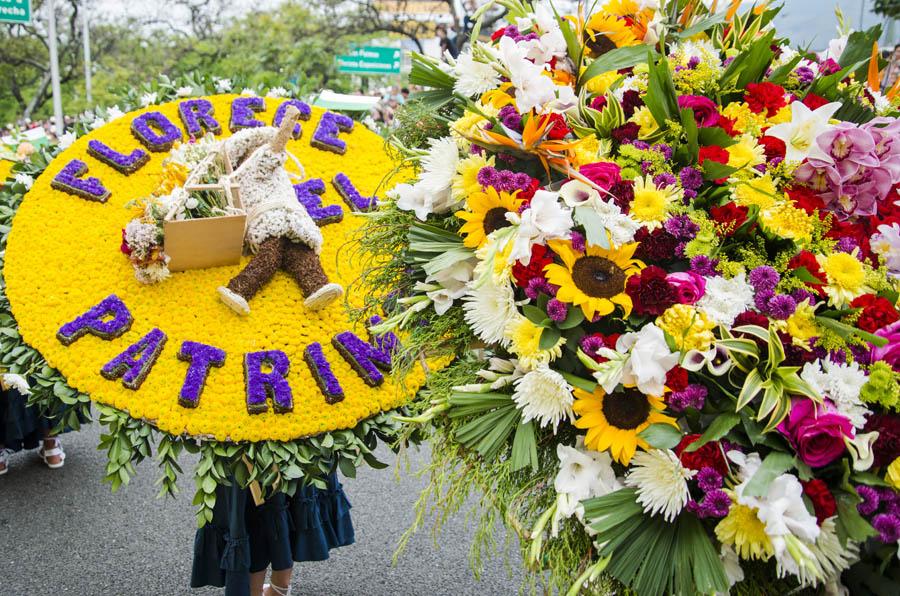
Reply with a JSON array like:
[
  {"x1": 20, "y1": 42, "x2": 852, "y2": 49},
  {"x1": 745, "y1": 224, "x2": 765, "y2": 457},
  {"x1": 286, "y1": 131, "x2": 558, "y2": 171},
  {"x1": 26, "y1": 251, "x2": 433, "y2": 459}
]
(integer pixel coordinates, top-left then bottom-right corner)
[{"x1": 0, "y1": 421, "x2": 522, "y2": 595}]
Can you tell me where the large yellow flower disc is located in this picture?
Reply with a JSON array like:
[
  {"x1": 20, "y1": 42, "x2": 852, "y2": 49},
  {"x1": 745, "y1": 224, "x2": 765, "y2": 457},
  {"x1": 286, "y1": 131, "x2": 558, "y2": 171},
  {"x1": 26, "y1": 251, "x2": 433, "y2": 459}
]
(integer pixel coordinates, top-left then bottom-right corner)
[{"x1": 4, "y1": 95, "x2": 424, "y2": 442}]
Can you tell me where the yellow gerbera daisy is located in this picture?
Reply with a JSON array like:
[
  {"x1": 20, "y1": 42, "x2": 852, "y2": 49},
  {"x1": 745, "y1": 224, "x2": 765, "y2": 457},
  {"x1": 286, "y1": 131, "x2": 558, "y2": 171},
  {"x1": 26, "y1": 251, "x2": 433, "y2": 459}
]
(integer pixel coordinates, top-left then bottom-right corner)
[
  {"x1": 573, "y1": 386, "x2": 676, "y2": 465},
  {"x1": 456, "y1": 187, "x2": 523, "y2": 249},
  {"x1": 544, "y1": 239, "x2": 644, "y2": 320}
]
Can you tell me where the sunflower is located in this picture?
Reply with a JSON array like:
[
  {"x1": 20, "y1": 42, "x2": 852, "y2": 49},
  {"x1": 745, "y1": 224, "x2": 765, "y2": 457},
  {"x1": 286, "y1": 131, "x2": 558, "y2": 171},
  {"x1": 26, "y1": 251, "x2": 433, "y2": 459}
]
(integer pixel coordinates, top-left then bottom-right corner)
[
  {"x1": 584, "y1": 14, "x2": 640, "y2": 55},
  {"x1": 456, "y1": 187, "x2": 523, "y2": 249},
  {"x1": 573, "y1": 386, "x2": 676, "y2": 465},
  {"x1": 544, "y1": 239, "x2": 644, "y2": 320}
]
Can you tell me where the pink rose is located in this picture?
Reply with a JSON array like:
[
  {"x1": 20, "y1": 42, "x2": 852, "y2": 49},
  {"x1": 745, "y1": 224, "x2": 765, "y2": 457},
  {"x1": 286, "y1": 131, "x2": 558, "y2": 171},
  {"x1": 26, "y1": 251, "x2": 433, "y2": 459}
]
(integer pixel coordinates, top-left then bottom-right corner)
[
  {"x1": 677, "y1": 95, "x2": 720, "y2": 128},
  {"x1": 872, "y1": 320, "x2": 900, "y2": 372},
  {"x1": 777, "y1": 399, "x2": 854, "y2": 468},
  {"x1": 666, "y1": 271, "x2": 706, "y2": 305},
  {"x1": 579, "y1": 161, "x2": 621, "y2": 190}
]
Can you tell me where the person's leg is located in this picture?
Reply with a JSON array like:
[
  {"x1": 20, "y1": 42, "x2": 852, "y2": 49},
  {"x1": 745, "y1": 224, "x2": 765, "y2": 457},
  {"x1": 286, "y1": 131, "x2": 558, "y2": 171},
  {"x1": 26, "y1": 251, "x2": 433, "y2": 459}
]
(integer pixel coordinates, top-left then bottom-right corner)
[
  {"x1": 0, "y1": 444, "x2": 8, "y2": 475},
  {"x1": 281, "y1": 241, "x2": 342, "y2": 310},
  {"x1": 219, "y1": 237, "x2": 285, "y2": 315},
  {"x1": 249, "y1": 569, "x2": 267, "y2": 596},
  {"x1": 265, "y1": 567, "x2": 293, "y2": 596}
]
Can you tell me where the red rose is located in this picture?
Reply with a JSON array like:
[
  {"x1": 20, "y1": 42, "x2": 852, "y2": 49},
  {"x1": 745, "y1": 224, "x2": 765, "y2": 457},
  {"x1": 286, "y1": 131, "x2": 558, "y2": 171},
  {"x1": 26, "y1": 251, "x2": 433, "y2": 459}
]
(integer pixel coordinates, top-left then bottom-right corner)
[
  {"x1": 787, "y1": 185, "x2": 825, "y2": 215},
  {"x1": 665, "y1": 366, "x2": 689, "y2": 393},
  {"x1": 802, "y1": 92, "x2": 831, "y2": 110},
  {"x1": 512, "y1": 244, "x2": 553, "y2": 287},
  {"x1": 851, "y1": 294, "x2": 900, "y2": 333},
  {"x1": 545, "y1": 112, "x2": 571, "y2": 140},
  {"x1": 872, "y1": 185, "x2": 900, "y2": 227},
  {"x1": 709, "y1": 202, "x2": 750, "y2": 236},
  {"x1": 579, "y1": 161, "x2": 621, "y2": 190},
  {"x1": 744, "y1": 82, "x2": 788, "y2": 116},
  {"x1": 758, "y1": 135, "x2": 786, "y2": 162},
  {"x1": 625, "y1": 265, "x2": 677, "y2": 316},
  {"x1": 801, "y1": 479, "x2": 837, "y2": 524},
  {"x1": 675, "y1": 434, "x2": 729, "y2": 475}
]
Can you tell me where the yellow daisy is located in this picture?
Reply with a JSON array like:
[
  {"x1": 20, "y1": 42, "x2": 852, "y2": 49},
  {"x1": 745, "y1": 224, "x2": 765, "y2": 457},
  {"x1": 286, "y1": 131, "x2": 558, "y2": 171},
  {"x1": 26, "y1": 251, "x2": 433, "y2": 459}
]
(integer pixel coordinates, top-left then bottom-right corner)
[
  {"x1": 715, "y1": 500, "x2": 775, "y2": 561},
  {"x1": 544, "y1": 239, "x2": 644, "y2": 320},
  {"x1": 452, "y1": 153, "x2": 495, "y2": 201},
  {"x1": 817, "y1": 250, "x2": 873, "y2": 308},
  {"x1": 573, "y1": 385, "x2": 676, "y2": 465},
  {"x1": 456, "y1": 186, "x2": 523, "y2": 249},
  {"x1": 631, "y1": 175, "x2": 682, "y2": 229},
  {"x1": 506, "y1": 316, "x2": 565, "y2": 368}
]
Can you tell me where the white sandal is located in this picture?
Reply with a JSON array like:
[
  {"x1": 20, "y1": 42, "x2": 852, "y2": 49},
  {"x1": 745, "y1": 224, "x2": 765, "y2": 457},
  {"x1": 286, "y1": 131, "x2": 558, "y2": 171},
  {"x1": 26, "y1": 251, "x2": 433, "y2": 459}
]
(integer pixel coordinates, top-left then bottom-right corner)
[
  {"x1": 263, "y1": 583, "x2": 291, "y2": 596},
  {"x1": 0, "y1": 448, "x2": 11, "y2": 476},
  {"x1": 39, "y1": 437, "x2": 66, "y2": 469}
]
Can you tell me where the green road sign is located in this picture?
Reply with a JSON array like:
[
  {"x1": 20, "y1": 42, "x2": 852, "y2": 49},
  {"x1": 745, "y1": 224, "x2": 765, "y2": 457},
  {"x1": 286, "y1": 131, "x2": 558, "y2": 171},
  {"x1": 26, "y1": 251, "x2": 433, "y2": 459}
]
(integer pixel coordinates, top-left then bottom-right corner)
[
  {"x1": 337, "y1": 46, "x2": 402, "y2": 76},
  {"x1": 0, "y1": 0, "x2": 30, "y2": 24}
]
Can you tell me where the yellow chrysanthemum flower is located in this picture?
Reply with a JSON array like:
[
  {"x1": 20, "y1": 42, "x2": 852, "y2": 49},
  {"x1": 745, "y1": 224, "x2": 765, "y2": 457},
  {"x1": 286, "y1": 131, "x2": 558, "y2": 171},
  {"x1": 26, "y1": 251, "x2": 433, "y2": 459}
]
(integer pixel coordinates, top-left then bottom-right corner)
[
  {"x1": 570, "y1": 135, "x2": 604, "y2": 168},
  {"x1": 451, "y1": 153, "x2": 494, "y2": 202},
  {"x1": 573, "y1": 385, "x2": 677, "y2": 465},
  {"x1": 583, "y1": 70, "x2": 620, "y2": 95},
  {"x1": 759, "y1": 202, "x2": 815, "y2": 243},
  {"x1": 451, "y1": 111, "x2": 490, "y2": 143},
  {"x1": 732, "y1": 175, "x2": 778, "y2": 210},
  {"x1": 720, "y1": 102, "x2": 766, "y2": 135},
  {"x1": 157, "y1": 161, "x2": 189, "y2": 194},
  {"x1": 480, "y1": 87, "x2": 515, "y2": 109},
  {"x1": 783, "y1": 299, "x2": 819, "y2": 347},
  {"x1": 655, "y1": 304, "x2": 716, "y2": 352},
  {"x1": 505, "y1": 316, "x2": 565, "y2": 368},
  {"x1": 887, "y1": 457, "x2": 900, "y2": 490},
  {"x1": 715, "y1": 501, "x2": 775, "y2": 561},
  {"x1": 726, "y1": 134, "x2": 766, "y2": 170},
  {"x1": 544, "y1": 238, "x2": 644, "y2": 320},
  {"x1": 768, "y1": 104, "x2": 793, "y2": 125},
  {"x1": 631, "y1": 106, "x2": 659, "y2": 139},
  {"x1": 630, "y1": 175, "x2": 682, "y2": 229},
  {"x1": 817, "y1": 250, "x2": 873, "y2": 308},
  {"x1": 456, "y1": 186, "x2": 522, "y2": 249}
]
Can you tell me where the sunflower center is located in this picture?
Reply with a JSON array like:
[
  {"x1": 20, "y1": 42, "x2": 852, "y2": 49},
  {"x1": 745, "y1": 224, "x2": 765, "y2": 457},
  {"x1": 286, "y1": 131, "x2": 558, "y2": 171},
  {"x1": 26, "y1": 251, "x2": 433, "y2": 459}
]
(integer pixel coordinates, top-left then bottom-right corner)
[
  {"x1": 482, "y1": 207, "x2": 511, "y2": 235},
  {"x1": 602, "y1": 388, "x2": 651, "y2": 430},
  {"x1": 572, "y1": 256, "x2": 627, "y2": 298}
]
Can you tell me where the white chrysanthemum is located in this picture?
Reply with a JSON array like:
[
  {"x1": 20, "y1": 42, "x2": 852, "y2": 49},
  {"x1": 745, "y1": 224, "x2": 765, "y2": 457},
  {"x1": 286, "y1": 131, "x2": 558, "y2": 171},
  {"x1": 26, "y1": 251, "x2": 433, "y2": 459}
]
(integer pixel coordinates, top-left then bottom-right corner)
[
  {"x1": 266, "y1": 86, "x2": 288, "y2": 98},
  {"x1": 214, "y1": 78, "x2": 233, "y2": 93},
  {"x1": 453, "y1": 51, "x2": 501, "y2": 97},
  {"x1": 1, "y1": 373, "x2": 31, "y2": 395},
  {"x1": 124, "y1": 220, "x2": 160, "y2": 254},
  {"x1": 462, "y1": 276, "x2": 519, "y2": 347},
  {"x1": 800, "y1": 359, "x2": 870, "y2": 428},
  {"x1": 175, "y1": 85, "x2": 193, "y2": 97},
  {"x1": 13, "y1": 173, "x2": 33, "y2": 190},
  {"x1": 512, "y1": 366, "x2": 574, "y2": 431},
  {"x1": 624, "y1": 449, "x2": 695, "y2": 522},
  {"x1": 134, "y1": 261, "x2": 171, "y2": 285},
  {"x1": 419, "y1": 136, "x2": 460, "y2": 196},
  {"x1": 696, "y1": 271, "x2": 755, "y2": 326},
  {"x1": 140, "y1": 92, "x2": 158, "y2": 107}
]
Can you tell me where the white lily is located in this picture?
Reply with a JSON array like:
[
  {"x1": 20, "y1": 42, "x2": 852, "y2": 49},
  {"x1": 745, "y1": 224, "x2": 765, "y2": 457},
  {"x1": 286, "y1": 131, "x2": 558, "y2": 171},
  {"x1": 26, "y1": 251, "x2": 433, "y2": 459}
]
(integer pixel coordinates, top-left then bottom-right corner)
[{"x1": 765, "y1": 101, "x2": 842, "y2": 163}]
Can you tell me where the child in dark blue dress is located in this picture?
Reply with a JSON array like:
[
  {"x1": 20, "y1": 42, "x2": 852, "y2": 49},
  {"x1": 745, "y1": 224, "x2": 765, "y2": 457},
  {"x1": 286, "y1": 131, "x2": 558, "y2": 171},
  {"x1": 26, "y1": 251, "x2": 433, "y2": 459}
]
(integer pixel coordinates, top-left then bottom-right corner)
[
  {"x1": 0, "y1": 380, "x2": 66, "y2": 474},
  {"x1": 191, "y1": 472, "x2": 354, "y2": 596}
]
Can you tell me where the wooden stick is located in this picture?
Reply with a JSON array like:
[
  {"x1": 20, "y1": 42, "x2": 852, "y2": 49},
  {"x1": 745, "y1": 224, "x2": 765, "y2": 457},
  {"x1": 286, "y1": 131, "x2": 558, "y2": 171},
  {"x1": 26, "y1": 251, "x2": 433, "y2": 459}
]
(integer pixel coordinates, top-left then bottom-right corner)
[{"x1": 270, "y1": 105, "x2": 300, "y2": 154}]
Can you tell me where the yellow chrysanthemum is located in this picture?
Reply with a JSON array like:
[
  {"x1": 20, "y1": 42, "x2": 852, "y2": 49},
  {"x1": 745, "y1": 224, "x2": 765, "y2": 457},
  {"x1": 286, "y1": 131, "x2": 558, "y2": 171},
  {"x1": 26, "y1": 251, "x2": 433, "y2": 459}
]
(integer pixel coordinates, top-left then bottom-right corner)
[
  {"x1": 732, "y1": 175, "x2": 778, "y2": 210},
  {"x1": 631, "y1": 106, "x2": 659, "y2": 139},
  {"x1": 505, "y1": 316, "x2": 564, "y2": 368},
  {"x1": 630, "y1": 175, "x2": 681, "y2": 229},
  {"x1": 760, "y1": 202, "x2": 815, "y2": 243},
  {"x1": 715, "y1": 501, "x2": 775, "y2": 561},
  {"x1": 583, "y1": 70, "x2": 620, "y2": 95},
  {"x1": 783, "y1": 299, "x2": 819, "y2": 347},
  {"x1": 456, "y1": 186, "x2": 522, "y2": 249},
  {"x1": 817, "y1": 250, "x2": 872, "y2": 308},
  {"x1": 451, "y1": 153, "x2": 494, "y2": 202},
  {"x1": 570, "y1": 135, "x2": 604, "y2": 168},
  {"x1": 726, "y1": 134, "x2": 766, "y2": 170},
  {"x1": 544, "y1": 239, "x2": 644, "y2": 320},
  {"x1": 720, "y1": 102, "x2": 766, "y2": 135},
  {"x1": 573, "y1": 385, "x2": 676, "y2": 465},
  {"x1": 887, "y1": 457, "x2": 900, "y2": 490},
  {"x1": 655, "y1": 304, "x2": 716, "y2": 352},
  {"x1": 451, "y1": 111, "x2": 490, "y2": 143},
  {"x1": 480, "y1": 87, "x2": 515, "y2": 109},
  {"x1": 768, "y1": 104, "x2": 793, "y2": 125},
  {"x1": 157, "y1": 161, "x2": 189, "y2": 194}
]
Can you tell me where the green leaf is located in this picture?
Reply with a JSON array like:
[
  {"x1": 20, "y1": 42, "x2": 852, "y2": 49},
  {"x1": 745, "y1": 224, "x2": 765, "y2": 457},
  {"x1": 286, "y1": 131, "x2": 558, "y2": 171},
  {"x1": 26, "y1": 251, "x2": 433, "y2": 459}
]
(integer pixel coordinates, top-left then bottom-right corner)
[
  {"x1": 338, "y1": 456, "x2": 357, "y2": 479},
  {"x1": 510, "y1": 419, "x2": 538, "y2": 472},
  {"x1": 835, "y1": 493, "x2": 878, "y2": 543},
  {"x1": 697, "y1": 126, "x2": 738, "y2": 148},
  {"x1": 522, "y1": 304, "x2": 550, "y2": 325},
  {"x1": 816, "y1": 315, "x2": 888, "y2": 347},
  {"x1": 539, "y1": 326, "x2": 562, "y2": 350},
  {"x1": 580, "y1": 45, "x2": 653, "y2": 87},
  {"x1": 680, "y1": 108, "x2": 699, "y2": 164},
  {"x1": 701, "y1": 160, "x2": 738, "y2": 181},
  {"x1": 850, "y1": 471, "x2": 891, "y2": 488},
  {"x1": 743, "y1": 452, "x2": 795, "y2": 497},
  {"x1": 791, "y1": 266, "x2": 824, "y2": 285},
  {"x1": 644, "y1": 52, "x2": 678, "y2": 129},
  {"x1": 685, "y1": 413, "x2": 740, "y2": 452},
  {"x1": 639, "y1": 423, "x2": 683, "y2": 449},
  {"x1": 674, "y1": 12, "x2": 727, "y2": 39},
  {"x1": 736, "y1": 368, "x2": 764, "y2": 411},
  {"x1": 574, "y1": 206, "x2": 611, "y2": 249},
  {"x1": 559, "y1": 371, "x2": 597, "y2": 393},
  {"x1": 557, "y1": 306, "x2": 585, "y2": 330}
]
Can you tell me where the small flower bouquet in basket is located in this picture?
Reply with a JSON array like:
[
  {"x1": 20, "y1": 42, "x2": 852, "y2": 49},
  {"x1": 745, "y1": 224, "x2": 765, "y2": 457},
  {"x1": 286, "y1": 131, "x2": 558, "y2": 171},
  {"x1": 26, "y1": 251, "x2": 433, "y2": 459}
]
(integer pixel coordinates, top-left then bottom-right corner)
[{"x1": 122, "y1": 136, "x2": 246, "y2": 283}]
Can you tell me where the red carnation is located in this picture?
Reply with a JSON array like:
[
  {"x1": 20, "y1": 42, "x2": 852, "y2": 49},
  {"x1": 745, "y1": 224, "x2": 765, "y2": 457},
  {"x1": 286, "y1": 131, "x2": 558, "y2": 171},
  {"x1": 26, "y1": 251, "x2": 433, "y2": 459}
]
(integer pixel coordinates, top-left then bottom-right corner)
[
  {"x1": 490, "y1": 26, "x2": 511, "y2": 41},
  {"x1": 873, "y1": 186, "x2": 900, "y2": 228},
  {"x1": 718, "y1": 116, "x2": 739, "y2": 137},
  {"x1": 675, "y1": 434, "x2": 729, "y2": 475},
  {"x1": 864, "y1": 414, "x2": 900, "y2": 468},
  {"x1": 634, "y1": 227, "x2": 679, "y2": 262},
  {"x1": 788, "y1": 250, "x2": 827, "y2": 290},
  {"x1": 851, "y1": 294, "x2": 900, "y2": 333},
  {"x1": 699, "y1": 145, "x2": 729, "y2": 166},
  {"x1": 512, "y1": 244, "x2": 554, "y2": 287},
  {"x1": 590, "y1": 95, "x2": 608, "y2": 111},
  {"x1": 545, "y1": 112, "x2": 571, "y2": 140},
  {"x1": 611, "y1": 122, "x2": 641, "y2": 144},
  {"x1": 802, "y1": 92, "x2": 831, "y2": 111},
  {"x1": 625, "y1": 265, "x2": 677, "y2": 316},
  {"x1": 709, "y1": 202, "x2": 750, "y2": 236},
  {"x1": 758, "y1": 135, "x2": 786, "y2": 162},
  {"x1": 787, "y1": 185, "x2": 825, "y2": 215},
  {"x1": 517, "y1": 177, "x2": 541, "y2": 203},
  {"x1": 665, "y1": 366, "x2": 689, "y2": 393},
  {"x1": 801, "y1": 479, "x2": 837, "y2": 525},
  {"x1": 745, "y1": 82, "x2": 788, "y2": 116}
]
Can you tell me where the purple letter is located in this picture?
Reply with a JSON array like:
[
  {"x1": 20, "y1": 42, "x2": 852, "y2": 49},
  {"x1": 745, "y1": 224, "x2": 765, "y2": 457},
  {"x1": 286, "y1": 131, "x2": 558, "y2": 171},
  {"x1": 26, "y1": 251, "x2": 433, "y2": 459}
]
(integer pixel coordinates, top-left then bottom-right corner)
[
  {"x1": 230, "y1": 96, "x2": 266, "y2": 132},
  {"x1": 332, "y1": 172, "x2": 377, "y2": 212},
  {"x1": 311, "y1": 111, "x2": 354, "y2": 154},
  {"x1": 177, "y1": 341, "x2": 226, "y2": 408},
  {"x1": 178, "y1": 99, "x2": 222, "y2": 137},
  {"x1": 273, "y1": 99, "x2": 311, "y2": 139},
  {"x1": 57, "y1": 294, "x2": 133, "y2": 346},
  {"x1": 86, "y1": 140, "x2": 149, "y2": 175},
  {"x1": 295, "y1": 178, "x2": 343, "y2": 225},
  {"x1": 131, "y1": 111, "x2": 183, "y2": 152},
  {"x1": 50, "y1": 159, "x2": 111, "y2": 202},
  {"x1": 100, "y1": 328, "x2": 167, "y2": 390},
  {"x1": 332, "y1": 331, "x2": 392, "y2": 387},
  {"x1": 303, "y1": 342, "x2": 344, "y2": 404},
  {"x1": 244, "y1": 350, "x2": 293, "y2": 414}
]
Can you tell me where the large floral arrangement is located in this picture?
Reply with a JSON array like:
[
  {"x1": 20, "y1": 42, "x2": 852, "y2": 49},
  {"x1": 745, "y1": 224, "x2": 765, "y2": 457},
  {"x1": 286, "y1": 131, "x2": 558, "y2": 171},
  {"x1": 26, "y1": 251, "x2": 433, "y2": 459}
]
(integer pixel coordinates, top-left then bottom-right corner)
[
  {"x1": 0, "y1": 80, "x2": 424, "y2": 524},
  {"x1": 359, "y1": 1, "x2": 900, "y2": 593}
]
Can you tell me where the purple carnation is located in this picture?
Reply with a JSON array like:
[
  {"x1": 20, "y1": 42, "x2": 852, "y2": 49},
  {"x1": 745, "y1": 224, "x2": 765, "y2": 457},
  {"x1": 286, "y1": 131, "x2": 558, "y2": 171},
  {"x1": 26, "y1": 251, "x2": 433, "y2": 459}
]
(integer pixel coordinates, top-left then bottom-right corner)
[
  {"x1": 547, "y1": 299, "x2": 568, "y2": 323},
  {"x1": 668, "y1": 384, "x2": 707, "y2": 412},
  {"x1": 702, "y1": 489, "x2": 732, "y2": 518},
  {"x1": 664, "y1": 215, "x2": 699, "y2": 240},
  {"x1": 679, "y1": 167, "x2": 703, "y2": 191},
  {"x1": 696, "y1": 467, "x2": 723, "y2": 492},
  {"x1": 873, "y1": 513, "x2": 900, "y2": 543},
  {"x1": 857, "y1": 485, "x2": 881, "y2": 516},
  {"x1": 498, "y1": 105, "x2": 523, "y2": 132},
  {"x1": 653, "y1": 172, "x2": 677, "y2": 188},
  {"x1": 525, "y1": 277, "x2": 554, "y2": 300},
  {"x1": 767, "y1": 294, "x2": 797, "y2": 320},
  {"x1": 690, "y1": 255, "x2": 719, "y2": 277},
  {"x1": 570, "y1": 230, "x2": 586, "y2": 253},
  {"x1": 754, "y1": 289, "x2": 775, "y2": 312},
  {"x1": 652, "y1": 143, "x2": 673, "y2": 160},
  {"x1": 749, "y1": 266, "x2": 780, "y2": 292}
]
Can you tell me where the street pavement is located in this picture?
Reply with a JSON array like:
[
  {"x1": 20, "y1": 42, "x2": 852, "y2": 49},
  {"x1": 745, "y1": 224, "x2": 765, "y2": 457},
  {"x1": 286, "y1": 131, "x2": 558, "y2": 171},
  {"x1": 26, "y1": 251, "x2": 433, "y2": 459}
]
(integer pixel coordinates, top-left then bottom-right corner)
[{"x1": 0, "y1": 420, "x2": 522, "y2": 595}]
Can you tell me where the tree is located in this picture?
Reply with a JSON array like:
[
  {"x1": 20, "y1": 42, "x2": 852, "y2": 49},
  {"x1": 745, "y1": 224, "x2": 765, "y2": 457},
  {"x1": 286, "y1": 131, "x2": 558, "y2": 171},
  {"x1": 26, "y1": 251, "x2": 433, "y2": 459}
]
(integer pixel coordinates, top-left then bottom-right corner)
[{"x1": 873, "y1": 0, "x2": 900, "y2": 19}]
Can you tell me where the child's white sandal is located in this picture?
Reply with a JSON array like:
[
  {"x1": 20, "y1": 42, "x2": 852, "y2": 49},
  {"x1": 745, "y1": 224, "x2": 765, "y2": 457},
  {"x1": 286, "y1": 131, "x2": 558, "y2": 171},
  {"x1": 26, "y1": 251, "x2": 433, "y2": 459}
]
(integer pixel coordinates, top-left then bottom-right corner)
[
  {"x1": 263, "y1": 583, "x2": 291, "y2": 596},
  {"x1": 0, "y1": 448, "x2": 11, "y2": 475},
  {"x1": 39, "y1": 437, "x2": 66, "y2": 469}
]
